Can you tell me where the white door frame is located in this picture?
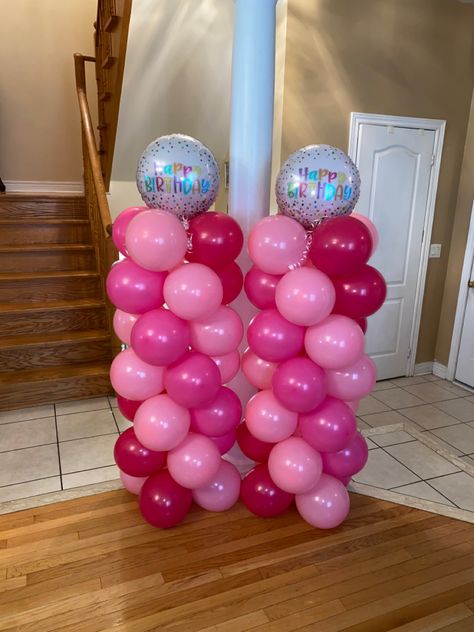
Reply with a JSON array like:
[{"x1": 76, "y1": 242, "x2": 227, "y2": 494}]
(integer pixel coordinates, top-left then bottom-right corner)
[
  {"x1": 348, "y1": 112, "x2": 446, "y2": 376},
  {"x1": 447, "y1": 200, "x2": 474, "y2": 381}
]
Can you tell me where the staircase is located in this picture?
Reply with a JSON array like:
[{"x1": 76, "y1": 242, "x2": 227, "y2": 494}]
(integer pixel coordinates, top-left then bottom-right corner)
[{"x1": 0, "y1": 193, "x2": 113, "y2": 411}]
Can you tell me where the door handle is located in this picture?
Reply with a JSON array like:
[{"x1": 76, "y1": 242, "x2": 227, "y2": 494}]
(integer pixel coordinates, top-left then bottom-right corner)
[{"x1": 469, "y1": 280, "x2": 474, "y2": 289}]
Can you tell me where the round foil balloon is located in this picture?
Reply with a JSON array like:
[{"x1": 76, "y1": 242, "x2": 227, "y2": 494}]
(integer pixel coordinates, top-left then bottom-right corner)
[
  {"x1": 275, "y1": 144, "x2": 361, "y2": 228},
  {"x1": 136, "y1": 134, "x2": 219, "y2": 220}
]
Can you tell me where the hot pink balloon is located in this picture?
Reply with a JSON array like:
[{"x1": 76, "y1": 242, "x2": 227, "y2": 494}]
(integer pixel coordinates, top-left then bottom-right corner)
[
  {"x1": 106, "y1": 258, "x2": 166, "y2": 314},
  {"x1": 275, "y1": 267, "x2": 335, "y2": 327},
  {"x1": 304, "y1": 314, "x2": 365, "y2": 370},
  {"x1": 322, "y1": 431, "x2": 369, "y2": 479},
  {"x1": 190, "y1": 305, "x2": 243, "y2": 356},
  {"x1": 245, "y1": 389, "x2": 298, "y2": 443},
  {"x1": 130, "y1": 308, "x2": 190, "y2": 366},
  {"x1": 167, "y1": 433, "x2": 221, "y2": 489},
  {"x1": 112, "y1": 206, "x2": 146, "y2": 256},
  {"x1": 190, "y1": 386, "x2": 242, "y2": 437},
  {"x1": 296, "y1": 473, "x2": 350, "y2": 529},
  {"x1": 326, "y1": 354, "x2": 376, "y2": 401},
  {"x1": 241, "y1": 348, "x2": 278, "y2": 390},
  {"x1": 125, "y1": 209, "x2": 188, "y2": 272},
  {"x1": 120, "y1": 470, "x2": 147, "y2": 495},
  {"x1": 247, "y1": 309, "x2": 305, "y2": 363},
  {"x1": 244, "y1": 266, "x2": 281, "y2": 309},
  {"x1": 192, "y1": 460, "x2": 241, "y2": 512},
  {"x1": 113, "y1": 309, "x2": 139, "y2": 345},
  {"x1": 248, "y1": 215, "x2": 307, "y2": 275},
  {"x1": 299, "y1": 397, "x2": 357, "y2": 453},
  {"x1": 268, "y1": 437, "x2": 322, "y2": 494},
  {"x1": 351, "y1": 212, "x2": 379, "y2": 255},
  {"x1": 272, "y1": 357, "x2": 326, "y2": 413},
  {"x1": 164, "y1": 351, "x2": 221, "y2": 408},
  {"x1": 211, "y1": 350, "x2": 240, "y2": 384},
  {"x1": 134, "y1": 394, "x2": 190, "y2": 451},
  {"x1": 110, "y1": 348, "x2": 164, "y2": 401},
  {"x1": 164, "y1": 263, "x2": 223, "y2": 320},
  {"x1": 209, "y1": 429, "x2": 237, "y2": 455}
]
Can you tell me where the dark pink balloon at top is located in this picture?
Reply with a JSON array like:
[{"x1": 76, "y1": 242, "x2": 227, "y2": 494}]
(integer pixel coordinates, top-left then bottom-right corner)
[
  {"x1": 244, "y1": 266, "x2": 281, "y2": 310},
  {"x1": 139, "y1": 470, "x2": 192, "y2": 529},
  {"x1": 187, "y1": 212, "x2": 243, "y2": 269},
  {"x1": 247, "y1": 309, "x2": 305, "y2": 363},
  {"x1": 113, "y1": 428, "x2": 167, "y2": 477},
  {"x1": 272, "y1": 357, "x2": 327, "y2": 413},
  {"x1": 106, "y1": 258, "x2": 166, "y2": 314},
  {"x1": 116, "y1": 394, "x2": 143, "y2": 421},
  {"x1": 299, "y1": 396, "x2": 357, "y2": 453},
  {"x1": 353, "y1": 317, "x2": 367, "y2": 334},
  {"x1": 131, "y1": 308, "x2": 190, "y2": 366},
  {"x1": 332, "y1": 265, "x2": 387, "y2": 319},
  {"x1": 164, "y1": 351, "x2": 221, "y2": 408},
  {"x1": 190, "y1": 386, "x2": 242, "y2": 437},
  {"x1": 321, "y1": 431, "x2": 369, "y2": 479},
  {"x1": 112, "y1": 206, "x2": 147, "y2": 256},
  {"x1": 236, "y1": 422, "x2": 275, "y2": 462},
  {"x1": 241, "y1": 463, "x2": 293, "y2": 518},
  {"x1": 216, "y1": 261, "x2": 243, "y2": 304}
]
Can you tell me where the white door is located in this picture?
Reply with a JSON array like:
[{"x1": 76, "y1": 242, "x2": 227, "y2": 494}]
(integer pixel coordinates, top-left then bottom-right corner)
[
  {"x1": 455, "y1": 254, "x2": 474, "y2": 388},
  {"x1": 351, "y1": 121, "x2": 438, "y2": 380}
]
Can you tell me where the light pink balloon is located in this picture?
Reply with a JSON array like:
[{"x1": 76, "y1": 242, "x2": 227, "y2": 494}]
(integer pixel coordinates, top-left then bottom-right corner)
[
  {"x1": 268, "y1": 437, "x2": 322, "y2": 494},
  {"x1": 296, "y1": 473, "x2": 350, "y2": 529},
  {"x1": 113, "y1": 309, "x2": 139, "y2": 345},
  {"x1": 167, "y1": 433, "x2": 221, "y2": 489},
  {"x1": 248, "y1": 215, "x2": 308, "y2": 275},
  {"x1": 346, "y1": 400, "x2": 360, "y2": 413},
  {"x1": 192, "y1": 460, "x2": 241, "y2": 511},
  {"x1": 305, "y1": 314, "x2": 365, "y2": 370},
  {"x1": 241, "y1": 348, "x2": 278, "y2": 390},
  {"x1": 275, "y1": 267, "x2": 335, "y2": 326},
  {"x1": 164, "y1": 263, "x2": 223, "y2": 320},
  {"x1": 190, "y1": 306, "x2": 243, "y2": 356},
  {"x1": 211, "y1": 350, "x2": 240, "y2": 384},
  {"x1": 110, "y1": 348, "x2": 164, "y2": 401},
  {"x1": 119, "y1": 470, "x2": 147, "y2": 495},
  {"x1": 326, "y1": 354, "x2": 376, "y2": 401},
  {"x1": 245, "y1": 389, "x2": 298, "y2": 443},
  {"x1": 351, "y1": 213, "x2": 379, "y2": 255},
  {"x1": 134, "y1": 394, "x2": 190, "y2": 451},
  {"x1": 125, "y1": 209, "x2": 188, "y2": 271}
]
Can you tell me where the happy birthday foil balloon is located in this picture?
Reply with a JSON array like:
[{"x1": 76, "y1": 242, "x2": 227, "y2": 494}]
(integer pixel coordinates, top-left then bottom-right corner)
[
  {"x1": 275, "y1": 144, "x2": 361, "y2": 228},
  {"x1": 136, "y1": 134, "x2": 220, "y2": 221}
]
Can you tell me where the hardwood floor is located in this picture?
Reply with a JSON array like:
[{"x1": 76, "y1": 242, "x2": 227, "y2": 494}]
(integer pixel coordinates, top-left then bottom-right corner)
[{"x1": 0, "y1": 490, "x2": 473, "y2": 631}]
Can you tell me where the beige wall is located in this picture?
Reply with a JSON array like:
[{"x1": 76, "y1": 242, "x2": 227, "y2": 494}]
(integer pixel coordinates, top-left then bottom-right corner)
[
  {"x1": 0, "y1": 0, "x2": 97, "y2": 183},
  {"x1": 283, "y1": 0, "x2": 474, "y2": 364}
]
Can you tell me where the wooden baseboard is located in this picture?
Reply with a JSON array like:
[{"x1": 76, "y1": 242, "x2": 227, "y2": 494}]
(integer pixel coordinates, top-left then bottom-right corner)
[{"x1": 3, "y1": 181, "x2": 84, "y2": 193}]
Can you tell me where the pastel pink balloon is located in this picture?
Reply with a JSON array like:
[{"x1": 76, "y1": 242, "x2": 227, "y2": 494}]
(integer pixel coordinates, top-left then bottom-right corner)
[
  {"x1": 351, "y1": 212, "x2": 379, "y2": 255},
  {"x1": 125, "y1": 209, "x2": 188, "y2": 271},
  {"x1": 211, "y1": 350, "x2": 240, "y2": 384},
  {"x1": 167, "y1": 433, "x2": 221, "y2": 489},
  {"x1": 296, "y1": 473, "x2": 350, "y2": 529},
  {"x1": 164, "y1": 351, "x2": 221, "y2": 408},
  {"x1": 346, "y1": 400, "x2": 360, "y2": 413},
  {"x1": 190, "y1": 386, "x2": 242, "y2": 436},
  {"x1": 268, "y1": 437, "x2": 322, "y2": 494},
  {"x1": 305, "y1": 314, "x2": 365, "y2": 370},
  {"x1": 247, "y1": 309, "x2": 305, "y2": 362},
  {"x1": 190, "y1": 306, "x2": 243, "y2": 356},
  {"x1": 130, "y1": 308, "x2": 190, "y2": 366},
  {"x1": 164, "y1": 263, "x2": 223, "y2": 320},
  {"x1": 299, "y1": 396, "x2": 357, "y2": 453},
  {"x1": 112, "y1": 206, "x2": 147, "y2": 256},
  {"x1": 272, "y1": 357, "x2": 326, "y2": 413},
  {"x1": 275, "y1": 267, "x2": 335, "y2": 326},
  {"x1": 248, "y1": 215, "x2": 308, "y2": 274},
  {"x1": 192, "y1": 460, "x2": 241, "y2": 512},
  {"x1": 245, "y1": 389, "x2": 298, "y2": 443},
  {"x1": 119, "y1": 470, "x2": 147, "y2": 495},
  {"x1": 326, "y1": 355, "x2": 376, "y2": 401},
  {"x1": 241, "y1": 348, "x2": 278, "y2": 390},
  {"x1": 322, "y1": 431, "x2": 369, "y2": 479},
  {"x1": 244, "y1": 266, "x2": 282, "y2": 309},
  {"x1": 106, "y1": 258, "x2": 166, "y2": 314},
  {"x1": 110, "y1": 348, "x2": 164, "y2": 401},
  {"x1": 134, "y1": 394, "x2": 190, "y2": 451},
  {"x1": 209, "y1": 429, "x2": 237, "y2": 455},
  {"x1": 113, "y1": 309, "x2": 139, "y2": 345}
]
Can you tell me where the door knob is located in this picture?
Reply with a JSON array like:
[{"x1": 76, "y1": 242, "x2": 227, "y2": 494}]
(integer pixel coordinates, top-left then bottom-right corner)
[{"x1": 469, "y1": 280, "x2": 474, "y2": 289}]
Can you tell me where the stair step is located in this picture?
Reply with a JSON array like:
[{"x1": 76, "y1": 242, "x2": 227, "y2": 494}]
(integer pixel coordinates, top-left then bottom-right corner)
[
  {"x1": 0, "y1": 220, "x2": 91, "y2": 245},
  {"x1": 0, "y1": 244, "x2": 97, "y2": 273},
  {"x1": 0, "y1": 271, "x2": 102, "y2": 303},
  {"x1": 0, "y1": 194, "x2": 87, "y2": 219},
  {"x1": 0, "y1": 362, "x2": 112, "y2": 411}
]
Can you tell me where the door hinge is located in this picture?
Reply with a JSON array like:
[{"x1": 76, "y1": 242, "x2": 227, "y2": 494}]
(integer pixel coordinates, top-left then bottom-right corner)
[
  {"x1": 430, "y1": 154, "x2": 435, "y2": 167},
  {"x1": 407, "y1": 348, "x2": 412, "y2": 360},
  {"x1": 421, "y1": 229, "x2": 425, "y2": 243}
]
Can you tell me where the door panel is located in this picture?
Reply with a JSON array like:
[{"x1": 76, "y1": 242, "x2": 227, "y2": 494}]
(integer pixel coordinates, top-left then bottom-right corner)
[{"x1": 455, "y1": 257, "x2": 474, "y2": 388}]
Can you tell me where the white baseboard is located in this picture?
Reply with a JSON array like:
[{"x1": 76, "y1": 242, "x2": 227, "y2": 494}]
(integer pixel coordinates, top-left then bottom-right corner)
[
  {"x1": 433, "y1": 361, "x2": 448, "y2": 379},
  {"x1": 414, "y1": 362, "x2": 433, "y2": 376},
  {"x1": 3, "y1": 181, "x2": 84, "y2": 193}
]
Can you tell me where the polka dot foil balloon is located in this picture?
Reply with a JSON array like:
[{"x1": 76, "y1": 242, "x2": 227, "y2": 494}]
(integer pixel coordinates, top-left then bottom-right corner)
[
  {"x1": 275, "y1": 144, "x2": 361, "y2": 229},
  {"x1": 136, "y1": 134, "x2": 220, "y2": 221}
]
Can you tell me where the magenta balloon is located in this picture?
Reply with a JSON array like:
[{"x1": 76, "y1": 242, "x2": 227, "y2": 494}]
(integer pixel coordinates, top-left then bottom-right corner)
[
  {"x1": 268, "y1": 437, "x2": 323, "y2": 494},
  {"x1": 117, "y1": 395, "x2": 143, "y2": 421},
  {"x1": 332, "y1": 264, "x2": 387, "y2": 319},
  {"x1": 351, "y1": 212, "x2": 379, "y2": 255},
  {"x1": 236, "y1": 422, "x2": 275, "y2": 462},
  {"x1": 304, "y1": 314, "x2": 365, "y2": 370},
  {"x1": 322, "y1": 431, "x2": 369, "y2": 478},
  {"x1": 241, "y1": 348, "x2": 278, "y2": 390},
  {"x1": 272, "y1": 357, "x2": 327, "y2": 413},
  {"x1": 296, "y1": 473, "x2": 350, "y2": 529},
  {"x1": 241, "y1": 464, "x2": 294, "y2": 518},
  {"x1": 209, "y1": 429, "x2": 237, "y2": 455},
  {"x1": 244, "y1": 266, "x2": 281, "y2": 310},
  {"x1": 247, "y1": 309, "x2": 305, "y2": 363},
  {"x1": 106, "y1": 258, "x2": 166, "y2": 314},
  {"x1": 210, "y1": 350, "x2": 240, "y2": 383},
  {"x1": 187, "y1": 211, "x2": 243, "y2": 269},
  {"x1": 190, "y1": 386, "x2": 242, "y2": 437},
  {"x1": 114, "y1": 427, "x2": 167, "y2": 477},
  {"x1": 167, "y1": 433, "x2": 221, "y2": 489},
  {"x1": 112, "y1": 206, "x2": 146, "y2": 256},
  {"x1": 299, "y1": 396, "x2": 357, "y2": 453},
  {"x1": 192, "y1": 460, "x2": 241, "y2": 511},
  {"x1": 120, "y1": 470, "x2": 147, "y2": 495},
  {"x1": 164, "y1": 351, "x2": 221, "y2": 408},
  {"x1": 139, "y1": 470, "x2": 192, "y2": 528},
  {"x1": 275, "y1": 267, "x2": 335, "y2": 327},
  {"x1": 113, "y1": 309, "x2": 139, "y2": 345},
  {"x1": 216, "y1": 261, "x2": 243, "y2": 304},
  {"x1": 190, "y1": 305, "x2": 243, "y2": 356},
  {"x1": 110, "y1": 348, "x2": 164, "y2": 401},
  {"x1": 164, "y1": 263, "x2": 223, "y2": 320},
  {"x1": 248, "y1": 215, "x2": 308, "y2": 274},
  {"x1": 245, "y1": 389, "x2": 298, "y2": 443},
  {"x1": 133, "y1": 394, "x2": 190, "y2": 451},
  {"x1": 131, "y1": 308, "x2": 190, "y2": 366},
  {"x1": 326, "y1": 354, "x2": 376, "y2": 401}
]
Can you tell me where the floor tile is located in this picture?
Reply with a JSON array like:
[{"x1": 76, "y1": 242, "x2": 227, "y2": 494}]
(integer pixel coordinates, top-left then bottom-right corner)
[
  {"x1": 59, "y1": 434, "x2": 117, "y2": 474},
  {"x1": 370, "y1": 431, "x2": 416, "y2": 447},
  {"x1": 422, "y1": 432, "x2": 463, "y2": 457},
  {"x1": 430, "y1": 424, "x2": 474, "y2": 455},
  {"x1": 0, "y1": 445, "x2": 59, "y2": 487},
  {"x1": 434, "y1": 398, "x2": 474, "y2": 422},
  {"x1": 0, "y1": 405, "x2": 54, "y2": 425},
  {"x1": 352, "y1": 448, "x2": 420, "y2": 488},
  {"x1": 62, "y1": 465, "x2": 119, "y2": 489},
  {"x1": 438, "y1": 382, "x2": 472, "y2": 397},
  {"x1": 391, "y1": 481, "x2": 454, "y2": 506},
  {"x1": 390, "y1": 376, "x2": 427, "y2": 387},
  {"x1": 0, "y1": 477, "x2": 61, "y2": 503},
  {"x1": 460, "y1": 455, "x2": 474, "y2": 467},
  {"x1": 55, "y1": 397, "x2": 111, "y2": 416},
  {"x1": 357, "y1": 395, "x2": 390, "y2": 416},
  {"x1": 0, "y1": 418, "x2": 57, "y2": 452},
  {"x1": 465, "y1": 396, "x2": 474, "y2": 405},
  {"x1": 108, "y1": 396, "x2": 118, "y2": 409},
  {"x1": 112, "y1": 409, "x2": 133, "y2": 433},
  {"x1": 361, "y1": 410, "x2": 410, "y2": 428},
  {"x1": 372, "y1": 388, "x2": 424, "y2": 409},
  {"x1": 373, "y1": 380, "x2": 397, "y2": 392},
  {"x1": 57, "y1": 409, "x2": 118, "y2": 442},
  {"x1": 402, "y1": 383, "x2": 458, "y2": 404},
  {"x1": 385, "y1": 442, "x2": 460, "y2": 480},
  {"x1": 428, "y1": 472, "x2": 474, "y2": 511},
  {"x1": 366, "y1": 438, "x2": 377, "y2": 450},
  {"x1": 422, "y1": 374, "x2": 441, "y2": 382},
  {"x1": 356, "y1": 419, "x2": 371, "y2": 430},
  {"x1": 398, "y1": 404, "x2": 460, "y2": 431}
]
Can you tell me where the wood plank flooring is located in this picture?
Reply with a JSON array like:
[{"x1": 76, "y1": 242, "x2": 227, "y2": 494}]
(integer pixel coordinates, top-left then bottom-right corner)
[{"x1": 0, "y1": 490, "x2": 472, "y2": 631}]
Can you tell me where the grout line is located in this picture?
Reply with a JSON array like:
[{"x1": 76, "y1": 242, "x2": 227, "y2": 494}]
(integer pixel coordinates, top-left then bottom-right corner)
[
  {"x1": 0, "y1": 414, "x2": 55, "y2": 426},
  {"x1": 111, "y1": 409, "x2": 121, "y2": 435},
  {"x1": 55, "y1": 406, "x2": 111, "y2": 418},
  {"x1": 54, "y1": 403, "x2": 64, "y2": 491},
  {"x1": 0, "y1": 474, "x2": 61, "y2": 490},
  {"x1": 0, "y1": 441, "x2": 58, "y2": 455},
  {"x1": 62, "y1": 463, "x2": 117, "y2": 477},
  {"x1": 421, "y1": 478, "x2": 462, "y2": 509}
]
